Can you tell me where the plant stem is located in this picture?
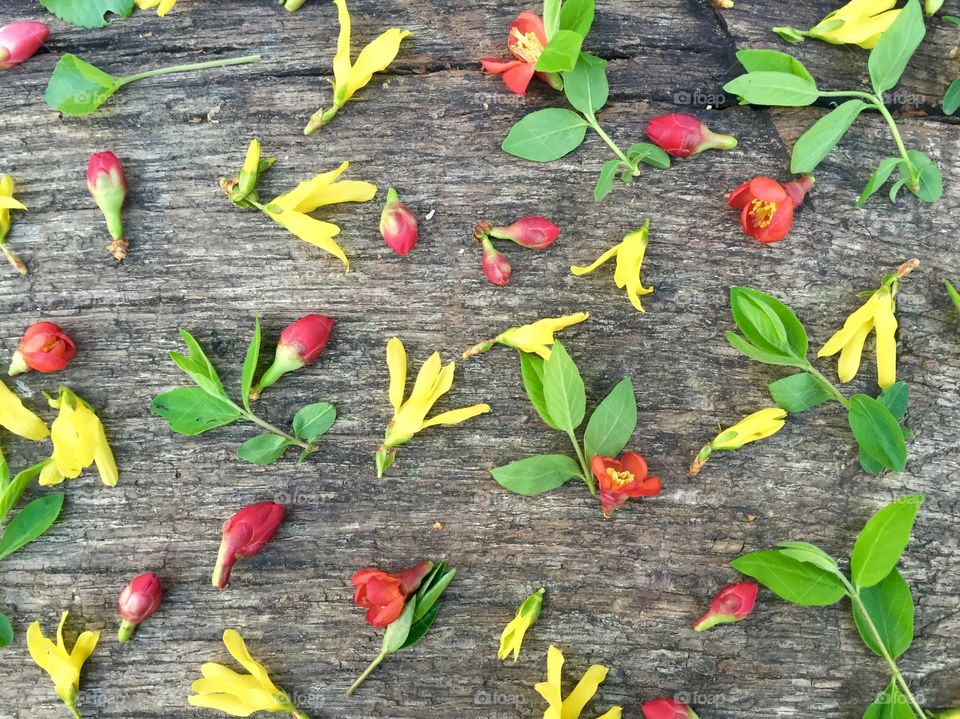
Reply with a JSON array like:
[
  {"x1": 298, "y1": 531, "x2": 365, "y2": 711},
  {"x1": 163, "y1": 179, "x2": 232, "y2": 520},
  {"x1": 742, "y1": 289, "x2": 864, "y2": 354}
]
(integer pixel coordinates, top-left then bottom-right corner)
[
  {"x1": 802, "y1": 362, "x2": 851, "y2": 409},
  {"x1": 583, "y1": 112, "x2": 632, "y2": 170},
  {"x1": 566, "y1": 430, "x2": 595, "y2": 494},
  {"x1": 346, "y1": 652, "x2": 386, "y2": 696},
  {"x1": 222, "y1": 397, "x2": 313, "y2": 450},
  {"x1": 120, "y1": 54, "x2": 261, "y2": 85}
]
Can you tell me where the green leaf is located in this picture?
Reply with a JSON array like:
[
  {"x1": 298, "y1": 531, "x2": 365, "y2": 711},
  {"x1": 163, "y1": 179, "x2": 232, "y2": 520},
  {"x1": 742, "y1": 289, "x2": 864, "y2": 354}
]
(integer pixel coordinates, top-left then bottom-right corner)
[
  {"x1": 543, "y1": 0, "x2": 561, "y2": 37},
  {"x1": 236, "y1": 434, "x2": 292, "y2": 465},
  {"x1": 39, "y1": 0, "x2": 134, "y2": 28},
  {"x1": 943, "y1": 78, "x2": 960, "y2": 114},
  {"x1": 0, "y1": 456, "x2": 8, "y2": 492},
  {"x1": 0, "y1": 613, "x2": 11, "y2": 649},
  {"x1": 945, "y1": 280, "x2": 960, "y2": 316},
  {"x1": 731, "y1": 549, "x2": 847, "y2": 606},
  {"x1": 857, "y1": 157, "x2": 900, "y2": 206},
  {"x1": 502, "y1": 108, "x2": 588, "y2": 162},
  {"x1": 150, "y1": 387, "x2": 241, "y2": 436},
  {"x1": 241, "y1": 317, "x2": 261, "y2": 413},
  {"x1": 791, "y1": 100, "x2": 869, "y2": 173},
  {"x1": 381, "y1": 598, "x2": 415, "y2": 654},
  {"x1": 863, "y1": 681, "x2": 914, "y2": 719},
  {"x1": 735, "y1": 49, "x2": 815, "y2": 83},
  {"x1": 519, "y1": 352, "x2": 560, "y2": 430},
  {"x1": 399, "y1": 602, "x2": 440, "y2": 651},
  {"x1": 559, "y1": 0, "x2": 595, "y2": 36},
  {"x1": 0, "y1": 494, "x2": 65, "y2": 560},
  {"x1": 777, "y1": 541, "x2": 842, "y2": 575},
  {"x1": 169, "y1": 329, "x2": 227, "y2": 398},
  {"x1": 583, "y1": 378, "x2": 637, "y2": 461},
  {"x1": 292, "y1": 403, "x2": 336, "y2": 443},
  {"x1": 729, "y1": 286, "x2": 808, "y2": 359},
  {"x1": 877, "y1": 382, "x2": 909, "y2": 419},
  {"x1": 906, "y1": 151, "x2": 943, "y2": 203},
  {"x1": 848, "y1": 394, "x2": 908, "y2": 473},
  {"x1": 627, "y1": 143, "x2": 671, "y2": 169},
  {"x1": 768, "y1": 373, "x2": 834, "y2": 413},
  {"x1": 850, "y1": 494, "x2": 922, "y2": 588},
  {"x1": 723, "y1": 72, "x2": 819, "y2": 107},
  {"x1": 491, "y1": 454, "x2": 582, "y2": 496},
  {"x1": 44, "y1": 55, "x2": 123, "y2": 116},
  {"x1": 888, "y1": 177, "x2": 907, "y2": 202},
  {"x1": 0, "y1": 462, "x2": 47, "y2": 522},
  {"x1": 594, "y1": 160, "x2": 621, "y2": 202},
  {"x1": 413, "y1": 568, "x2": 456, "y2": 621},
  {"x1": 563, "y1": 53, "x2": 608, "y2": 115},
  {"x1": 868, "y1": 0, "x2": 926, "y2": 94},
  {"x1": 542, "y1": 341, "x2": 586, "y2": 432},
  {"x1": 535, "y1": 30, "x2": 584, "y2": 73},
  {"x1": 852, "y1": 569, "x2": 914, "y2": 659},
  {"x1": 945, "y1": 14, "x2": 960, "y2": 25},
  {"x1": 725, "y1": 332, "x2": 808, "y2": 368}
]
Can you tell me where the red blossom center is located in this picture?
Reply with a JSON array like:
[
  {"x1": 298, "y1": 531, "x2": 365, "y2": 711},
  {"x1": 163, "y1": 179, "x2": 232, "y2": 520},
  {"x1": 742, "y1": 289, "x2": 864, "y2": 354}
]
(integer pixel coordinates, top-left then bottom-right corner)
[
  {"x1": 509, "y1": 28, "x2": 543, "y2": 63},
  {"x1": 748, "y1": 198, "x2": 779, "y2": 229},
  {"x1": 605, "y1": 467, "x2": 635, "y2": 488}
]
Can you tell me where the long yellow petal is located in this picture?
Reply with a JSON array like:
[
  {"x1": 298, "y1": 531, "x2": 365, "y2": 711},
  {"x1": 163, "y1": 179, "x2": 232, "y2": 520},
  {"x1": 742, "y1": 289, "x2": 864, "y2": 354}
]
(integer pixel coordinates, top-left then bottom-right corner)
[
  {"x1": 824, "y1": 10, "x2": 900, "y2": 46},
  {"x1": 157, "y1": 0, "x2": 177, "y2": 15},
  {"x1": 39, "y1": 461, "x2": 64, "y2": 487},
  {"x1": 300, "y1": 180, "x2": 378, "y2": 209},
  {"x1": 92, "y1": 418, "x2": 118, "y2": 487},
  {"x1": 332, "y1": 0, "x2": 354, "y2": 105},
  {"x1": 386, "y1": 337, "x2": 407, "y2": 414},
  {"x1": 420, "y1": 403, "x2": 491, "y2": 429},
  {"x1": 0, "y1": 196, "x2": 27, "y2": 211},
  {"x1": 818, "y1": 294, "x2": 879, "y2": 357},
  {"x1": 222, "y1": 630, "x2": 281, "y2": 695},
  {"x1": 346, "y1": 29, "x2": 413, "y2": 98},
  {"x1": 408, "y1": 352, "x2": 443, "y2": 407},
  {"x1": 831, "y1": 0, "x2": 897, "y2": 21},
  {"x1": 561, "y1": 664, "x2": 608, "y2": 719},
  {"x1": 500, "y1": 313, "x2": 590, "y2": 357},
  {"x1": 187, "y1": 693, "x2": 259, "y2": 717},
  {"x1": 836, "y1": 319, "x2": 872, "y2": 383},
  {"x1": 272, "y1": 162, "x2": 349, "y2": 211},
  {"x1": 27, "y1": 620, "x2": 59, "y2": 676},
  {"x1": 265, "y1": 206, "x2": 349, "y2": 270},
  {"x1": 423, "y1": 362, "x2": 455, "y2": 412},
  {"x1": 874, "y1": 291, "x2": 898, "y2": 389},
  {"x1": 570, "y1": 244, "x2": 619, "y2": 276},
  {"x1": 596, "y1": 709, "x2": 623, "y2": 719},
  {"x1": 68, "y1": 629, "x2": 100, "y2": 668},
  {"x1": 535, "y1": 646, "x2": 564, "y2": 719},
  {"x1": 0, "y1": 380, "x2": 48, "y2": 441}
]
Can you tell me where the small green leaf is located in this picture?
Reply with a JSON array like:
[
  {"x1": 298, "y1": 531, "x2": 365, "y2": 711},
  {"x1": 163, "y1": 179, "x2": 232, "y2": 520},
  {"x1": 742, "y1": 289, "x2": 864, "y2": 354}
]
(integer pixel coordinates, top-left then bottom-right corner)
[
  {"x1": 39, "y1": 0, "x2": 134, "y2": 28},
  {"x1": 627, "y1": 143, "x2": 671, "y2": 169},
  {"x1": 0, "y1": 613, "x2": 11, "y2": 649},
  {"x1": 731, "y1": 549, "x2": 847, "y2": 606},
  {"x1": 868, "y1": 0, "x2": 925, "y2": 94},
  {"x1": 519, "y1": 352, "x2": 560, "y2": 430},
  {"x1": 945, "y1": 280, "x2": 960, "y2": 316},
  {"x1": 583, "y1": 378, "x2": 637, "y2": 461},
  {"x1": 848, "y1": 394, "x2": 908, "y2": 473},
  {"x1": 877, "y1": 382, "x2": 909, "y2": 419},
  {"x1": 0, "y1": 494, "x2": 65, "y2": 560},
  {"x1": 725, "y1": 332, "x2": 807, "y2": 368},
  {"x1": 0, "y1": 456, "x2": 8, "y2": 492},
  {"x1": 768, "y1": 373, "x2": 834, "y2": 413},
  {"x1": 563, "y1": 52, "x2": 608, "y2": 115},
  {"x1": 942, "y1": 78, "x2": 960, "y2": 114},
  {"x1": 594, "y1": 160, "x2": 621, "y2": 202},
  {"x1": 863, "y1": 681, "x2": 914, "y2": 719},
  {"x1": 535, "y1": 29, "x2": 584, "y2": 73},
  {"x1": 852, "y1": 569, "x2": 914, "y2": 659},
  {"x1": 169, "y1": 329, "x2": 227, "y2": 397},
  {"x1": 292, "y1": 402, "x2": 336, "y2": 443},
  {"x1": 542, "y1": 341, "x2": 586, "y2": 432},
  {"x1": 857, "y1": 157, "x2": 900, "y2": 207},
  {"x1": 888, "y1": 177, "x2": 907, "y2": 203},
  {"x1": 413, "y1": 568, "x2": 456, "y2": 621},
  {"x1": 791, "y1": 99, "x2": 868, "y2": 174},
  {"x1": 241, "y1": 317, "x2": 261, "y2": 413},
  {"x1": 723, "y1": 71, "x2": 819, "y2": 107},
  {"x1": 491, "y1": 454, "x2": 582, "y2": 496},
  {"x1": 150, "y1": 387, "x2": 242, "y2": 436},
  {"x1": 906, "y1": 151, "x2": 943, "y2": 203},
  {"x1": 850, "y1": 494, "x2": 922, "y2": 588},
  {"x1": 776, "y1": 541, "x2": 842, "y2": 575},
  {"x1": 735, "y1": 49, "x2": 815, "y2": 83},
  {"x1": 381, "y1": 598, "x2": 415, "y2": 654},
  {"x1": 236, "y1": 434, "x2": 292, "y2": 465},
  {"x1": 502, "y1": 108, "x2": 589, "y2": 162},
  {"x1": 542, "y1": 0, "x2": 561, "y2": 37},
  {"x1": 44, "y1": 55, "x2": 123, "y2": 116},
  {"x1": 0, "y1": 462, "x2": 47, "y2": 522},
  {"x1": 729, "y1": 286, "x2": 808, "y2": 359},
  {"x1": 559, "y1": 0, "x2": 595, "y2": 37},
  {"x1": 399, "y1": 603, "x2": 440, "y2": 651}
]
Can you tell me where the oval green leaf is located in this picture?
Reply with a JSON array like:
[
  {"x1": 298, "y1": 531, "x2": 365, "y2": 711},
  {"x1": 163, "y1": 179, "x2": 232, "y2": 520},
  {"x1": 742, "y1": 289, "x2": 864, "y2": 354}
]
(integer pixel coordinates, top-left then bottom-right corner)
[
  {"x1": 848, "y1": 394, "x2": 908, "y2": 473},
  {"x1": 723, "y1": 71, "x2": 819, "y2": 106},
  {"x1": 583, "y1": 378, "x2": 637, "y2": 461},
  {"x1": 731, "y1": 549, "x2": 847, "y2": 606},
  {"x1": 39, "y1": 0, "x2": 134, "y2": 28},
  {"x1": 44, "y1": 54, "x2": 122, "y2": 116},
  {"x1": 791, "y1": 99, "x2": 868, "y2": 174},
  {"x1": 852, "y1": 569, "x2": 914, "y2": 659},
  {"x1": 0, "y1": 613, "x2": 11, "y2": 649},
  {"x1": 490, "y1": 454, "x2": 581, "y2": 496},
  {"x1": 563, "y1": 53, "x2": 608, "y2": 115},
  {"x1": 542, "y1": 341, "x2": 586, "y2": 432},
  {"x1": 735, "y1": 49, "x2": 815, "y2": 83},
  {"x1": 519, "y1": 352, "x2": 560, "y2": 429},
  {"x1": 292, "y1": 402, "x2": 336, "y2": 442},
  {"x1": 868, "y1": 0, "x2": 925, "y2": 94},
  {"x1": 150, "y1": 387, "x2": 242, "y2": 436},
  {"x1": 236, "y1": 433, "x2": 292, "y2": 465},
  {"x1": 850, "y1": 494, "x2": 922, "y2": 588},
  {"x1": 502, "y1": 108, "x2": 589, "y2": 162},
  {"x1": 0, "y1": 494, "x2": 65, "y2": 560},
  {"x1": 768, "y1": 373, "x2": 834, "y2": 413}
]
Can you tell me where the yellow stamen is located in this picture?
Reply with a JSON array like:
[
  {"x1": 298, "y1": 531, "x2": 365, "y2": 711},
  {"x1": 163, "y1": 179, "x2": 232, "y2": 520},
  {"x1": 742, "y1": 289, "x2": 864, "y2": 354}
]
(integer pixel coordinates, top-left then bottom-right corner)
[
  {"x1": 749, "y1": 199, "x2": 777, "y2": 228},
  {"x1": 509, "y1": 28, "x2": 543, "y2": 63},
  {"x1": 606, "y1": 467, "x2": 634, "y2": 488}
]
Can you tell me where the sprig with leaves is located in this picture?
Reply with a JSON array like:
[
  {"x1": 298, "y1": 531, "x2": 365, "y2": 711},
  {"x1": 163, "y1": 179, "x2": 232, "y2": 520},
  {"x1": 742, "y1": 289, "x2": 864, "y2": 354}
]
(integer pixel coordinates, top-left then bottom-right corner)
[
  {"x1": 150, "y1": 319, "x2": 336, "y2": 465},
  {"x1": 725, "y1": 0, "x2": 942, "y2": 205},
  {"x1": 732, "y1": 495, "x2": 957, "y2": 719}
]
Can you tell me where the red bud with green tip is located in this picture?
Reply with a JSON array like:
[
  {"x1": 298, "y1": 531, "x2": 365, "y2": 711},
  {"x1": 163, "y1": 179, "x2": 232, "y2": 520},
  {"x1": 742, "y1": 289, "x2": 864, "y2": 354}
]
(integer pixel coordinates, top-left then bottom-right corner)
[
  {"x1": 212, "y1": 501, "x2": 285, "y2": 589},
  {"x1": 481, "y1": 236, "x2": 511, "y2": 285},
  {"x1": 0, "y1": 22, "x2": 48, "y2": 71},
  {"x1": 87, "y1": 151, "x2": 128, "y2": 260},
  {"x1": 488, "y1": 215, "x2": 559, "y2": 250},
  {"x1": 646, "y1": 113, "x2": 737, "y2": 158},
  {"x1": 642, "y1": 698, "x2": 701, "y2": 719},
  {"x1": 249, "y1": 314, "x2": 334, "y2": 400},
  {"x1": 117, "y1": 572, "x2": 162, "y2": 643},
  {"x1": 379, "y1": 188, "x2": 418, "y2": 256},
  {"x1": 693, "y1": 581, "x2": 758, "y2": 631}
]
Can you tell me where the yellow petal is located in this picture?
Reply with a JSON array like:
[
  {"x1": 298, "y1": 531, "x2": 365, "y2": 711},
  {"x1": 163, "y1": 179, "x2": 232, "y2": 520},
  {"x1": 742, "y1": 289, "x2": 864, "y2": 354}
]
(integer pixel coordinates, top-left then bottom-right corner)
[
  {"x1": 874, "y1": 290, "x2": 898, "y2": 389},
  {"x1": 499, "y1": 313, "x2": 589, "y2": 358},
  {"x1": 423, "y1": 362, "x2": 456, "y2": 412},
  {"x1": 562, "y1": 664, "x2": 609, "y2": 719},
  {"x1": 68, "y1": 630, "x2": 101, "y2": 669},
  {"x1": 272, "y1": 162, "x2": 349, "y2": 212},
  {"x1": 39, "y1": 461, "x2": 64, "y2": 487},
  {"x1": 27, "y1": 620, "x2": 60, "y2": 676},
  {"x1": 0, "y1": 380, "x2": 48, "y2": 441},
  {"x1": 497, "y1": 617, "x2": 521, "y2": 661},
  {"x1": 241, "y1": 139, "x2": 260, "y2": 177},
  {"x1": 830, "y1": 0, "x2": 897, "y2": 22},
  {"x1": 535, "y1": 646, "x2": 565, "y2": 719},
  {"x1": 135, "y1": 0, "x2": 160, "y2": 8},
  {"x1": 187, "y1": 693, "x2": 259, "y2": 717},
  {"x1": 50, "y1": 400, "x2": 98, "y2": 480},
  {"x1": 0, "y1": 196, "x2": 27, "y2": 211},
  {"x1": 571, "y1": 244, "x2": 620, "y2": 276},
  {"x1": 820, "y1": 9, "x2": 900, "y2": 46},
  {"x1": 265, "y1": 206, "x2": 349, "y2": 270},
  {"x1": 93, "y1": 418, "x2": 119, "y2": 487},
  {"x1": 303, "y1": 180, "x2": 378, "y2": 208},
  {"x1": 818, "y1": 294, "x2": 879, "y2": 357},
  {"x1": 386, "y1": 337, "x2": 407, "y2": 414},
  {"x1": 836, "y1": 319, "x2": 872, "y2": 383},
  {"x1": 408, "y1": 352, "x2": 443, "y2": 408},
  {"x1": 596, "y1": 709, "x2": 623, "y2": 719},
  {"x1": 420, "y1": 403, "x2": 491, "y2": 429},
  {"x1": 332, "y1": 0, "x2": 354, "y2": 104},
  {"x1": 157, "y1": 0, "x2": 177, "y2": 15},
  {"x1": 222, "y1": 630, "x2": 281, "y2": 695},
  {"x1": 346, "y1": 29, "x2": 413, "y2": 98},
  {"x1": 0, "y1": 175, "x2": 14, "y2": 196},
  {"x1": 712, "y1": 408, "x2": 787, "y2": 450}
]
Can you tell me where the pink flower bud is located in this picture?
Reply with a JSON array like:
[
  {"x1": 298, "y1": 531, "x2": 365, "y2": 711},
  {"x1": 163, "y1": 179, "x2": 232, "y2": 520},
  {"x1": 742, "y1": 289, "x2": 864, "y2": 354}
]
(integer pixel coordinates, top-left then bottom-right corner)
[
  {"x1": 488, "y1": 215, "x2": 560, "y2": 250},
  {"x1": 646, "y1": 113, "x2": 737, "y2": 158},
  {"x1": 249, "y1": 314, "x2": 335, "y2": 400},
  {"x1": 642, "y1": 698, "x2": 700, "y2": 719},
  {"x1": 481, "y1": 236, "x2": 512, "y2": 285},
  {"x1": 0, "y1": 22, "x2": 48, "y2": 71},
  {"x1": 693, "y1": 581, "x2": 758, "y2": 632},
  {"x1": 212, "y1": 501, "x2": 285, "y2": 589},
  {"x1": 379, "y1": 188, "x2": 418, "y2": 256},
  {"x1": 86, "y1": 151, "x2": 128, "y2": 260},
  {"x1": 117, "y1": 572, "x2": 162, "y2": 643}
]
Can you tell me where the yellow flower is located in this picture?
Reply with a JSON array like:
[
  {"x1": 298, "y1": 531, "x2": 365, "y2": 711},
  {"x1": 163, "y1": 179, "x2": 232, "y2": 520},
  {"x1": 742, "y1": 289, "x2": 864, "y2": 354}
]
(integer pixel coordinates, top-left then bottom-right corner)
[
  {"x1": 304, "y1": 0, "x2": 412, "y2": 134},
  {"x1": 775, "y1": 0, "x2": 901, "y2": 48},
  {"x1": 571, "y1": 221, "x2": 653, "y2": 313},
  {"x1": 189, "y1": 629, "x2": 309, "y2": 718},
  {"x1": 0, "y1": 378, "x2": 48, "y2": 441},
  {"x1": 535, "y1": 645, "x2": 622, "y2": 719},
  {"x1": 0, "y1": 174, "x2": 28, "y2": 274},
  {"x1": 689, "y1": 408, "x2": 788, "y2": 476},
  {"x1": 464, "y1": 313, "x2": 589, "y2": 360},
  {"x1": 263, "y1": 161, "x2": 377, "y2": 271},
  {"x1": 499, "y1": 587, "x2": 545, "y2": 662},
  {"x1": 27, "y1": 611, "x2": 100, "y2": 719},
  {"x1": 135, "y1": 0, "x2": 177, "y2": 17},
  {"x1": 40, "y1": 387, "x2": 117, "y2": 488},
  {"x1": 376, "y1": 337, "x2": 491, "y2": 476}
]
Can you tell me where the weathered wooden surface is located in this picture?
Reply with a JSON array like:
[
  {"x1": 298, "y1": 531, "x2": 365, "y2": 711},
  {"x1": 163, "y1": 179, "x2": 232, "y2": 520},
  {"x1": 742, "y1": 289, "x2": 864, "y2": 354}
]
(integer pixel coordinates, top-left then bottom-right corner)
[{"x1": 0, "y1": 1, "x2": 958, "y2": 717}]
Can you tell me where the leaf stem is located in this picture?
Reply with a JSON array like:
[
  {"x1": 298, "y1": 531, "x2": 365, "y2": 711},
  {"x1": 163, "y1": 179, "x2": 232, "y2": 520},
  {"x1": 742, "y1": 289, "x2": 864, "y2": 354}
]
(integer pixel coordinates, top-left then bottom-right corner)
[
  {"x1": 802, "y1": 362, "x2": 851, "y2": 409},
  {"x1": 120, "y1": 54, "x2": 261, "y2": 85},
  {"x1": 583, "y1": 112, "x2": 632, "y2": 171},
  {"x1": 222, "y1": 397, "x2": 313, "y2": 450},
  {"x1": 566, "y1": 429, "x2": 595, "y2": 494},
  {"x1": 345, "y1": 652, "x2": 387, "y2": 696}
]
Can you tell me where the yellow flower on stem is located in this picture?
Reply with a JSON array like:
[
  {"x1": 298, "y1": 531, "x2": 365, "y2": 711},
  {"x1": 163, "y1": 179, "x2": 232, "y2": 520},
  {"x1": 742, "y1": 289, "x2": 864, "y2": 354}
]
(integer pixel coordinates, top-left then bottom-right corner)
[
  {"x1": 40, "y1": 387, "x2": 117, "y2": 488},
  {"x1": 27, "y1": 611, "x2": 100, "y2": 719},
  {"x1": 135, "y1": 0, "x2": 177, "y2": 17},
  {"x1": 773, "y1": 0, "x2": 901, "y2": 48},
  {"x1": 464, "y1": 313, "x2": 589, "y2": 360},
  {"x1": 535, "y1": 645, "x2": 622, "y2": 719},
  {"x1": 188, "y1": 629, "x2": 309, "y2": 718},
  {"x1": 376, "y1": 337, "x2": 491, "y2": 477},
  {"x1": 818, "y1": 259, "x2": 917, "y2": 390},
  {"x1": 304, "y1": 0, "x2": 412, "y2": 134},
  {"x1": 498, "y1": 587, "x2": 545, "y2": 662},
  {"x1": 571, "y1": 220, "x2": 654, "y2": 313},
  {"x1": 689, "y1": 408, "x2": 787, "y2": 476},
  {"x1": 0, "y1": 378, "x2": 48, "y2": 441},
  {"x1": 0, "y1": 174, "x2": 28, "y2": 274}
]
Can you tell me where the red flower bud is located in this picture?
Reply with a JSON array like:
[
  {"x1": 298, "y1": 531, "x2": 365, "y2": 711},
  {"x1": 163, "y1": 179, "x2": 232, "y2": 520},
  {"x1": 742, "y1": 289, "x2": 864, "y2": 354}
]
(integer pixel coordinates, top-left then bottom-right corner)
[
  {"x1": 488, "y1": 215, "x2": 560, "y2": 250},
  {"x1": 728, "y1": 175, "x2": 814, "y2": 244},
  {"x1": 0, "y1": 22, "x2": 48, "y2": 71},
  {"x1": 8, "y1": 321, "x2": 76, "y2": 376},
  {"x1": 351, "y1": 560, "x2": 432, "y2": 627},
  {"x1": 591, "y1": 452, "x2": 661, "y2": 518},
  {"x1": 86, "y1": 151, "x2": 128, "y2": 260},
  {"x1": 642, "y1": 698, "x2": 700, "y2": 719},
  {"x1": 117, "y1": 572, "x2": 162, "y2": 643},
  {"x1": 693, "y1": 581, "x2": 758, "y2": 632},
  {"x1": 481, "y1": 236, "x2": 512, "y2": 285},
  {"x1": 379, "y1": 188, "x2": 418, "y2": 256},
  {"x1": 249, "y1": 314, "x2": 335, "y2": 400},
  {"x1": 212, "y1": 501, "x2": 285, "y2": 589},
  {"x1": 646, "y1": 113, "x2": 737, "y2": 158}
]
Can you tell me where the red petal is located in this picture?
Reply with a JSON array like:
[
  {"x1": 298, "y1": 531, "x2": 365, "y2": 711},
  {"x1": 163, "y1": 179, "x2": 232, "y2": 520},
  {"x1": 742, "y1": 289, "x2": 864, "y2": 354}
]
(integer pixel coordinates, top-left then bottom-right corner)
[
  {"x1": 500, "y1": 61, "x2": 535, "y2": 96},
  {"x1": 481, "y1": 58, "x2": 520, "y2": 74},
  {"x1": 363, "y1": 576, "x2": 404, "y2": 605},
  {"x1": 510, "y1": 12, "x2": 547, "y2": 45},
  {"x1": 755, "y1": 200, "x2": 794, "y2": 243},
  {"x1": 366, "y1": 597, "x2": 406, "y2": 627},
  {"x1": 747, "y1": 176, "x2": 787, "y2": 202},
  {"x1": 727, "y1": 181, "x2": 754, "y2": 208},
  {"x1": 620, "y1": 452, "x2": 648, "y2": 479},
  {"x1": 397, "y1": 561, "x2": 432, "y2": 596},
  {"x1": 624, "y1": 474, "x2": 662, "y2": 498}
]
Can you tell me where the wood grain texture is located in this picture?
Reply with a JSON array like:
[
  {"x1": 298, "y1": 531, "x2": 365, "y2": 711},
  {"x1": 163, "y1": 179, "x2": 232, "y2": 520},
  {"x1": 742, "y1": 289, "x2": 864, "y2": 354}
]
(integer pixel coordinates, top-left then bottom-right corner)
[{"x1": 0, "y1": 1, "x2": 957, "y2": 718}]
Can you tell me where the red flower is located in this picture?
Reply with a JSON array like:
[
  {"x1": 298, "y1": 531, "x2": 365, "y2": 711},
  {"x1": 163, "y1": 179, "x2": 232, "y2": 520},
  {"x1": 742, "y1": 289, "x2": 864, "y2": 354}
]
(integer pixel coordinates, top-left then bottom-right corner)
[
  {"x1": 591, "y1": 452, "x2": 661, "y2": 518},
  {"x1": 488, "y1": 215, "x2": 560, "y2": 250},
  {"x1": 480, "y1": 13, "x2": 560, "y2": 96},
  {"x1": 642, "y1": 698, "x2": 700, "y2": 719},
  {"x1": 693, "y1": 581, "x2": 758, "y2": 632},
  {"x1": 212, "y1": 501, "x2": 286, "y2": 589},
  {"x1": 250, "y1": 314, "x2": 335, "y2": 400},
  {"x1": 646, "y1": 113, "x2": 738, "y2": 158},
  {"x1": 728, "y1": 175, "x2": 814, "y2": 244},
  {"x1": 379, "y1": 188, "x2": 418, "y2": 256},
  {"x1": 352, "y1": 561, "x2": 432, "y2": 627},
  {"x1": 8, "y1": 321, "x2": 76, "y2": 375},
  {"x1": 117, "y1": 572, "x2": 163, "y2": 643},
  {"x1": 0, "y1": 21, "x2": 48, "y2": 71},
  {"x1": 480, "y1": 237, "x2": 512, "y2": 286}
]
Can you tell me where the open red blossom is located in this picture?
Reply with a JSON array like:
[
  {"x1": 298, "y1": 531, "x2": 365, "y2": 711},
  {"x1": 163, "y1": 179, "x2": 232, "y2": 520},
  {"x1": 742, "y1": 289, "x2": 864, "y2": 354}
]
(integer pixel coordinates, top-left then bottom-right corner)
[
  {"x1": 728, "y1": 175, "x2": 814, "y2": 243},
  {"x1": 642, "y1": 698, "x2": 700, "y2": 719},
  {"x1": 9, "y1": 321, "x2": 76, "y2": 375},
  {"x1": 480, "y1": 12, "x2": 559, "y2": 96},
  {"x1": 591, "y1": 452, "x2": 661, "y2": 518},
  {"x1": 693, "y1": 581, "x2": 758, "y2": 632},
  {"x1": 352, "y1": 561, "x2": 432, "y2": 627}
]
